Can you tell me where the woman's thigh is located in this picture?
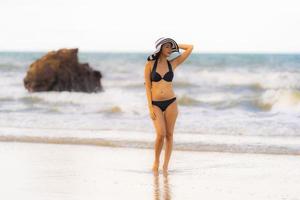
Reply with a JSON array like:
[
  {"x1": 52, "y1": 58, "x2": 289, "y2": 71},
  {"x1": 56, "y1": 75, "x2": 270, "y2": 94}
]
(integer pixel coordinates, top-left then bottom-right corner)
[
  {"x1": 151, "y1": 105, "x2": 167, "y2": 137},
  {"x1": 164, "y1": 101, "x2": 178, "y2": 135}
]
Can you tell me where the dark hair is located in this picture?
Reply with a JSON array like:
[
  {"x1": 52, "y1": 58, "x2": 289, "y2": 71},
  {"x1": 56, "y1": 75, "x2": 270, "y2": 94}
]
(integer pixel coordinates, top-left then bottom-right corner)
[{"x1": 153, "y1": 49, "x2": 162, "y2": 60}]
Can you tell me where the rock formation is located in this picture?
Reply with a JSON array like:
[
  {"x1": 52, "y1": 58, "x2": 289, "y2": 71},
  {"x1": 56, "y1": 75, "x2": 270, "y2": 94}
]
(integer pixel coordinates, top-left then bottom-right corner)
[{"x1": 23, "y1": 48, "x2": 103, "y2": 92}]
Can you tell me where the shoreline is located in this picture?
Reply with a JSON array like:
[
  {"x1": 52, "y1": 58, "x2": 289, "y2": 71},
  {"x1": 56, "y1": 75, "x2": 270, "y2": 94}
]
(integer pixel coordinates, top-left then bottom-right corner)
[{"x1": 0, "y1": 134, "x2": 299, "y2": 156}]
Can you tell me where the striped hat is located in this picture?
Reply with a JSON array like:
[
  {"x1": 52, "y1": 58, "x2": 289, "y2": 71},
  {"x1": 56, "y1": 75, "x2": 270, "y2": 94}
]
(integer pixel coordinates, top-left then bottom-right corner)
[{"x1": 147, "y1": 37, "x2": 179, "y2": 61}]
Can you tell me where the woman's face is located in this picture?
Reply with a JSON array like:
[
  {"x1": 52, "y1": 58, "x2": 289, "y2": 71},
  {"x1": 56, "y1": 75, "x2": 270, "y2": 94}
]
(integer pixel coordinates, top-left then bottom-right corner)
[{"x1": 161, "y1": 42, "x2": 172, "y2": 57}]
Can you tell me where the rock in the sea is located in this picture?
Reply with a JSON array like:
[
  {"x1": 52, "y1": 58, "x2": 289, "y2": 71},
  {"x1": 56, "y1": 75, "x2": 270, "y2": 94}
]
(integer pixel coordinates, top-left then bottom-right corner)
[{"x1": 23, "y1": 48, "x2": 103, "y2": 92}]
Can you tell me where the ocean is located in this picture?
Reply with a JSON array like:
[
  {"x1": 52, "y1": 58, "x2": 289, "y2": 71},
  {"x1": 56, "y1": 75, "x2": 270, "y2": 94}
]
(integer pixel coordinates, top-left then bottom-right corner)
[{"x1": 0, "y1": 52, "x2": 300, "y2": 155}]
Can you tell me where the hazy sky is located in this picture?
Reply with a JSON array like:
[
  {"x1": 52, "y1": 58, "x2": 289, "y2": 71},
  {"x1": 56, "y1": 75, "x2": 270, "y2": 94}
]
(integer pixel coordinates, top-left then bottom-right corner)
[{"x1": 0, "y1": 0, "x2": 299, "y2": 53}]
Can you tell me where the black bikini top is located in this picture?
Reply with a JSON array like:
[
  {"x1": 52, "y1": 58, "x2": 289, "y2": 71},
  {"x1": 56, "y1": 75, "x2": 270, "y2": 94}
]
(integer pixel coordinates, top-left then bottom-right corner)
[{"x1": 151, "y1": 59, "x2": 174, "y2": 82}]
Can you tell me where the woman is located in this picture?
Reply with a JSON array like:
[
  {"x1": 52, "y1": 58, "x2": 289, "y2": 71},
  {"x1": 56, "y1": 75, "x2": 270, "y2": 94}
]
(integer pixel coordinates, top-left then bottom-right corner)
[{"x1": 144, "y1": 37, "x2": 193, "y2": 172}]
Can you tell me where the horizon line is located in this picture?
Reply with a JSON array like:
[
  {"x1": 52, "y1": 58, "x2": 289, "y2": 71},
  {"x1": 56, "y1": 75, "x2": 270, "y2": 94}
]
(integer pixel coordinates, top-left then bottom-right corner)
[{"x1": 0, "y1": 49, "x2": 299, "y2": 54}]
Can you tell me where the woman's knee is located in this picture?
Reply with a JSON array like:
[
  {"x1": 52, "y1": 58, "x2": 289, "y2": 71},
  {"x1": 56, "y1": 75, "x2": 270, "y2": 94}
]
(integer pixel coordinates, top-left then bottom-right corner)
[
  {"x1": 166, "y1": 132, "x2": 173, "y2": 140},
  {"x1": 156, "y1": 135, "x2": 165, "y2": 143},
  {"x1": 156, "y1": 130, "x2": 166, "y2": 139}
]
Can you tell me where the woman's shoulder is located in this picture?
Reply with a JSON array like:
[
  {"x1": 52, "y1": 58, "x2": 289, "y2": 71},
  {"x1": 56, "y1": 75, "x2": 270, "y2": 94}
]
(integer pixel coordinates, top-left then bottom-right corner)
[
  {"x1": 145, "y1": 60, "x2": 155, "y2": 70},
  {"x1": 146, "y1": 60, "x2": 155, "y2": 64}
]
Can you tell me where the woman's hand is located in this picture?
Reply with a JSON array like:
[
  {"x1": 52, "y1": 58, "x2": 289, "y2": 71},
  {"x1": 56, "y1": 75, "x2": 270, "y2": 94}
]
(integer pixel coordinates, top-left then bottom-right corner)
[{"x1": 149, "y1": 106, "x2": 156, "y2": 120}]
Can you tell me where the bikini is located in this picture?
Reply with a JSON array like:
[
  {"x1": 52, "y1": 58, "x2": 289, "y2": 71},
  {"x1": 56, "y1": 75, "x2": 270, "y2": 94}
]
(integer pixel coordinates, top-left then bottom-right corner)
[{"x1": 151, "y1": 59, "x2": 177, "y2": 112}]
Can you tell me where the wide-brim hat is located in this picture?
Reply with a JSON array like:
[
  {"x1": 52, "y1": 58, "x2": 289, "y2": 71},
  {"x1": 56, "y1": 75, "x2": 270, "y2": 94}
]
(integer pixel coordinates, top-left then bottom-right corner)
[{"x1": 147, "y1": 37, "x2": 180, "y2": 61}]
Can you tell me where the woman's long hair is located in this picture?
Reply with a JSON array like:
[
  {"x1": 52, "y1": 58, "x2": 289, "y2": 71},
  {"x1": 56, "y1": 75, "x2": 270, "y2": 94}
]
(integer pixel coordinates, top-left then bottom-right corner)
[
  {"x1": 152, "y1": 49, "x2": 162, "y2": 61},
  {"x1": 147, "y1": 44, "x2": 163, "y2": 61}
]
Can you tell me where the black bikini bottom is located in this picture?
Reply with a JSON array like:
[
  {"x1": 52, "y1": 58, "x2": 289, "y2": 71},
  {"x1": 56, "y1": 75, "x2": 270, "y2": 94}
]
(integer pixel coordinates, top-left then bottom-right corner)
[{"x1": 152, "y1": 97, "x2": 177, "y2": 112}]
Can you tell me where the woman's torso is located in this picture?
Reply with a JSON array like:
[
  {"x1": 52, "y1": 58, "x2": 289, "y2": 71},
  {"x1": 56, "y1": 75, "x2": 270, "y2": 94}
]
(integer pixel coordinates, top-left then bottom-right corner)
[{"x1": 150, "y1": 59, "x2": 176, "y2": 101}]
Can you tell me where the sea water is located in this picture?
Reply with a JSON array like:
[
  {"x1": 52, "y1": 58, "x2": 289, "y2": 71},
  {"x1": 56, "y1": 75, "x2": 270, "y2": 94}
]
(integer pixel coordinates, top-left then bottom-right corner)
[{"x1": 0, "y1": 52, "x2": 299, "y2": 154}]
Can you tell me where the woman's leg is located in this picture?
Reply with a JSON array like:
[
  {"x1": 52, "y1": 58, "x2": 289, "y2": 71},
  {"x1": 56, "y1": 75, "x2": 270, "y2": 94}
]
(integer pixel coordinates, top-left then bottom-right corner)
[
  {"x1": 163, "y1": 100, "x2": 178, "y2": 171},
  {"x1": 151, "y1": 105, "x2": 167, "y2": 171}
]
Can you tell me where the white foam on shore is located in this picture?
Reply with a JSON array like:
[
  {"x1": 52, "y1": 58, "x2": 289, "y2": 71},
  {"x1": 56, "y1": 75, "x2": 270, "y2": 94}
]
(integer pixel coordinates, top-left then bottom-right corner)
[{"x1": 0, "y1": 127, "x2": 299, "y2": 155}]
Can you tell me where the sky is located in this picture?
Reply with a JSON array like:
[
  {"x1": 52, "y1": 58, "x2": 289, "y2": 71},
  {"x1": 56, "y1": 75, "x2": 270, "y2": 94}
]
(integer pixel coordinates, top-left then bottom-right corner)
[{"x1": 0, "y1": 0, "x2": 300, "y2": 53}]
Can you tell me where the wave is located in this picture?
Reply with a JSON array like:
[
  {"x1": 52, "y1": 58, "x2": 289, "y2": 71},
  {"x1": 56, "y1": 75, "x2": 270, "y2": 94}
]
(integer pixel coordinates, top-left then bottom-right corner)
[
  {"x1": 177, "y1": 95, "x2": 201, "y2": 106},
  {"x1": 256, "y1": 89, "x2": 300, "y2": 112},
  {"x1": 96, "y1": 106, "x2": 123, "y2": 114},
  {"x1": 19, "y1": 96, "x2": 46, "y2": 104},
  {"x1": 0, "y1": 134, "x2": 299, "y2": 155},
  {"x1": 173, "y1": 81, "x2": 199, "y2": 88},
  {"x1": 3, "y1": 86, "x2": 300, "y2": 114},
  {"x1": 0, "y1": 96, "x2": 14, "y2": 102},
  {"x1": 179, "y1": 88, "x2": 300, "y2": 112},
  {"x1": 0, "y1": 63, "x2": 26, "y2": 72},
  {"x1": 188, "y1": 70, "x2": 300, "y2": 90}
]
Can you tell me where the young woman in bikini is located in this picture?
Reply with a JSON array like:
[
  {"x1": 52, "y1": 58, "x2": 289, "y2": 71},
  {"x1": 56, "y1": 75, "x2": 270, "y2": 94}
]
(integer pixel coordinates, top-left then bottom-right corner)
[{"x1": 144, "y1": 37, "x2": 193, "y2": 172}]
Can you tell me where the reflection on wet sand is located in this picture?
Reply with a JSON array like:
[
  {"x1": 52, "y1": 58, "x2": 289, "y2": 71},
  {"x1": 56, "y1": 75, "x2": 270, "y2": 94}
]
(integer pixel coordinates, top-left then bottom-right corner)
[{"x1": 153, "y1": 171, "x2": 171, "y2": 200}]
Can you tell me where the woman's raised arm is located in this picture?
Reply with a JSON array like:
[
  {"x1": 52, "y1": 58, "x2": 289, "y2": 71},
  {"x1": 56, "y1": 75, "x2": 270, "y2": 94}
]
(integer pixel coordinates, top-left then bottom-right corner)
[{"x1": 171, "y1": 44, "x2": 194, "y2": 70}]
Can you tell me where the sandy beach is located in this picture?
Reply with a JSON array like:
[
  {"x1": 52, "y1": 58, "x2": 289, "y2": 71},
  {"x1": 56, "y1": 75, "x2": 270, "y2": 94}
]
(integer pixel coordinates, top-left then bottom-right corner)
[{"x1": 0, "y1": 141, "x2": 299, "y2": 200}]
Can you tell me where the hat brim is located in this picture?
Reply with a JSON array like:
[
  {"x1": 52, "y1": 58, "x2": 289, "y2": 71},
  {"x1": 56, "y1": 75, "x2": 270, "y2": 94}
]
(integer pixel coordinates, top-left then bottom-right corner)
[{"x1": 147, "y1": 38, "x2": 179, "y2": 61}]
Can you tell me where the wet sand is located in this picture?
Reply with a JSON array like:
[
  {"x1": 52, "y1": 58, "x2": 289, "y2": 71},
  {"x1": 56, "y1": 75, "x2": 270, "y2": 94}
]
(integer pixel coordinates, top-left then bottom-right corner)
[{"x1": 0, "y1": 141, "x2": 299, "y2": 200}]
